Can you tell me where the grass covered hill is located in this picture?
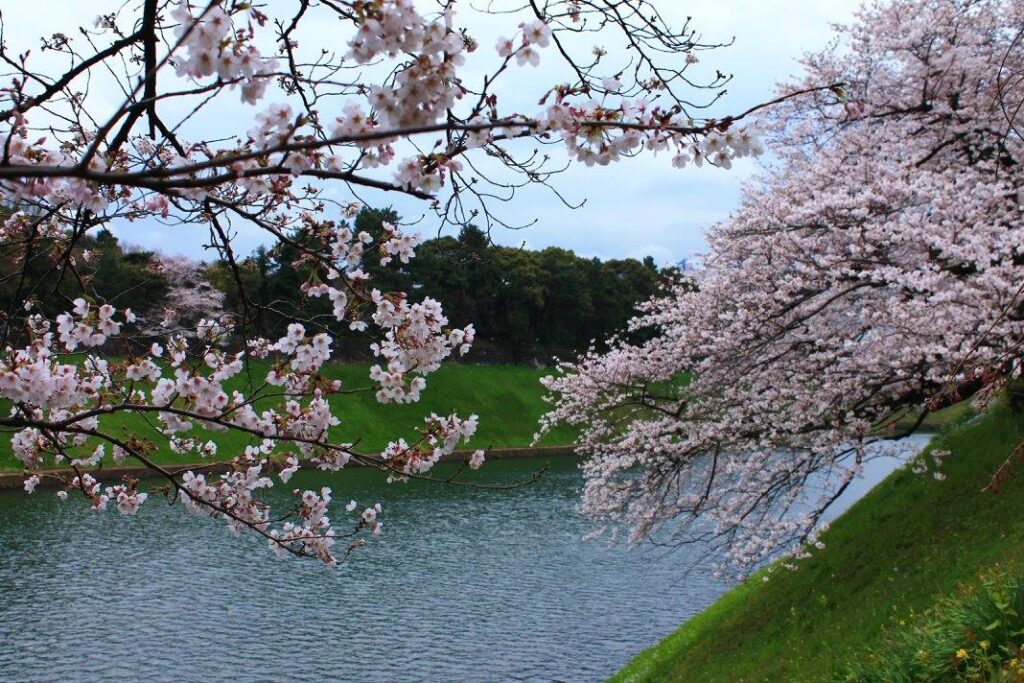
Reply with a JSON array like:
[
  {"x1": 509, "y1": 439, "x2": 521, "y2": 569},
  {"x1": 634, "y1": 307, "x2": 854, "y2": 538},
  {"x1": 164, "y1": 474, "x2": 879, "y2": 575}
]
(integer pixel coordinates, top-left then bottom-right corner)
[
  {"x1": 613, "y1": 402, "x2": 1024, "y2": 682},
  {"x1": 0, "y1": 362, "x2": 577, "y2": 472}
]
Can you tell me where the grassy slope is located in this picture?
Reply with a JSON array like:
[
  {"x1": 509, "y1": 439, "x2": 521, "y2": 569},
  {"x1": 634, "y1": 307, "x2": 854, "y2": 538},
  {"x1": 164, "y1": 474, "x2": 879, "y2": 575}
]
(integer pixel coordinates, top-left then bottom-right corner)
[
  {"x1": 613, "y1": 403, "x2": 1024, "y2": 683},
  {"x1": 0, "y1": 362, "x2": 577, "y2": 471}
]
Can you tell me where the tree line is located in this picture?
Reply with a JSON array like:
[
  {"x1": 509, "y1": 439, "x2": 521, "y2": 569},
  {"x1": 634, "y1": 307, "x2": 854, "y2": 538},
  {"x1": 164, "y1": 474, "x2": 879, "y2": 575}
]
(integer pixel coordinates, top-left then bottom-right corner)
[
  {"x1": 212, "y1": 209, "x2": 670, "y2": 363},
  {"x1": 2, "y1": 209, "x2": 673, "y2": 363}
]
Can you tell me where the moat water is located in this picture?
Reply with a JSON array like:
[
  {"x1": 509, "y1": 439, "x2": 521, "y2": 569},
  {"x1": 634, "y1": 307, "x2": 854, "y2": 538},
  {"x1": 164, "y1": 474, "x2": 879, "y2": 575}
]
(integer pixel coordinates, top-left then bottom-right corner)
[{"x1": 0, "y1": 435, "x2": 929, "y2": 682}]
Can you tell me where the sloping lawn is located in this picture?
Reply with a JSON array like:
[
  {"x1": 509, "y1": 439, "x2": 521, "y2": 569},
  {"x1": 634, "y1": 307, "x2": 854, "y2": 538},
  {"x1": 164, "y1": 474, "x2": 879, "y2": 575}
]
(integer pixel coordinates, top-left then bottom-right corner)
[{"x1": 613, "y1": 403, "x2": 1024, "y2": 682}]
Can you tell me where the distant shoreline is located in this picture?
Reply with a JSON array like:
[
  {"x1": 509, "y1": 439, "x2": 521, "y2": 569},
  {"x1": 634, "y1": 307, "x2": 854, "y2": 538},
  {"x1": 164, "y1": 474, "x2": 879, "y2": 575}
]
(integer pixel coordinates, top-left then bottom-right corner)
[{"x1": 0, "y1": 445, "x2": 578, "y2": 489}]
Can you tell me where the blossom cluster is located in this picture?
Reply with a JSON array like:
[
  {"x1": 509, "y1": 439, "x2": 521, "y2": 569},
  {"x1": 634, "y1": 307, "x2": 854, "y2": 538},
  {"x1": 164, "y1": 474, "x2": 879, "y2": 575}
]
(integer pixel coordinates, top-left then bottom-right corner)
[
  {"x1": 0, "y1": 209, "x2": 475, "y2": 562},
  {"x1": 380, "y1": 412, "x2": 480, "y2": 480},
  {"x1": 0, "y1": 0, "x2": 776, "y2": 564},
  {"x1": 170, "y1": 1, "x2": 279, "y2": 104},
  {"x1": 542, "y1": 0, "x2": 1024, "y2": 573},
  {"x1": 347, "y1": 1, "x2": 467, "y2": 130},
  {"x1": 297, "y1": 215, "x2": 476, "y2": 402}
]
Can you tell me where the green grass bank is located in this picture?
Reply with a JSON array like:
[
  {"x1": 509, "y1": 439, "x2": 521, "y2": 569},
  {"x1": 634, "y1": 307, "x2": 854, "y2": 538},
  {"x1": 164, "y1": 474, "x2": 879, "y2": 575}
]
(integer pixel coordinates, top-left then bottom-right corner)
[
  {"x1": 612, "y1": 402, "x2": 1024, "y2": 683},
  {"x1": 0, "y1": 362, "x2": 576, "y2": 472}
]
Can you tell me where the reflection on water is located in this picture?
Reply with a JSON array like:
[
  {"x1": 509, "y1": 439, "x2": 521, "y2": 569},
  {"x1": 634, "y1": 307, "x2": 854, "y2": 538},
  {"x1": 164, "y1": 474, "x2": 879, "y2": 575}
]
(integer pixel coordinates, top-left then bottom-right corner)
[{"x1": 0, "y1": 435, "x2": 930, "y2": 682}]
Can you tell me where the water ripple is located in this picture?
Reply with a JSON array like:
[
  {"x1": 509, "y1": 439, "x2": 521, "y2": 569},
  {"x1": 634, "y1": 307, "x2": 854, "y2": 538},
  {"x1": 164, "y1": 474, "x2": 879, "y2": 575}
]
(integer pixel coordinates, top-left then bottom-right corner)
[{"x1": 0, "y1": 439, "x2": 927, "y2": 682}]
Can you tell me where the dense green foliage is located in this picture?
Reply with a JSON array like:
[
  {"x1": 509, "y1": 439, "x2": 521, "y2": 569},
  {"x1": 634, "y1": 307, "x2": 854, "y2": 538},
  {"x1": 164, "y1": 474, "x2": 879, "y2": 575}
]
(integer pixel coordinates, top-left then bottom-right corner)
[
  {"x1": 612, "y1": 402, "x2": 1024, "y2": 683},
  {"x1": 0, "y1": 228, "x2": 168, "y2": 340},
  {"x1": 0, "y1": 362, "x2": 576, "y2": 471},
  {"x1": 210, "y1": 210, "x2": 667, "y2": 362}
]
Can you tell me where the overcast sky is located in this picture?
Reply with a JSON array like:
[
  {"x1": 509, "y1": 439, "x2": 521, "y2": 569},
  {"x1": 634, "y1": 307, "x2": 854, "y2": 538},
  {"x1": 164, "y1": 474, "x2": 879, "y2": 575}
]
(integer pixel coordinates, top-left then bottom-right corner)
[
  {"x1": 3, "y1": 1, "x2": 863, "y2": 264},
  {"x1": 495, "y1": 0, "x2": 864, "y2": 266}
]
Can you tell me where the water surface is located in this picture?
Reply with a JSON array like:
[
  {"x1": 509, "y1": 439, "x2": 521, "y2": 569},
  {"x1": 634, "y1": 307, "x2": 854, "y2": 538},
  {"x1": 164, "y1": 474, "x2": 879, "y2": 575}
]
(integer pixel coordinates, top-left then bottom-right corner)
[{"x1": 0, "y1": 436, "x2": 929, "y2": 682}]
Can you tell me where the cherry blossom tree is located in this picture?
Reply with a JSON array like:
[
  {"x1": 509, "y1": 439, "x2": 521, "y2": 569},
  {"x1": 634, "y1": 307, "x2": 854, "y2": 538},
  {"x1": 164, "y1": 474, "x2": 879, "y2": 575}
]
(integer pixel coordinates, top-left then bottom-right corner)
[
  {"x1": 0, "y1": 0, "x2": 793, "y2": 564},
  {"x1": 542, "y1": 0, "x2": 1024, "y2": 573},
  {"x1": 138, "y1": 253, "x2": 228, "y2": 335}
]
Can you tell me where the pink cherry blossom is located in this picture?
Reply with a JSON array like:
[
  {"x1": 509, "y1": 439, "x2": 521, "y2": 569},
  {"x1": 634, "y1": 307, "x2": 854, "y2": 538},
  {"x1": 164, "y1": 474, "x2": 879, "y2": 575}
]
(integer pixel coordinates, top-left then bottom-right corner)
[
  {"x1": 0, "y1": 0, "x2": 806, "y2": 565},
  {"x1": 543, "y1": 0, "x2": 1024, "y2": 574}
]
